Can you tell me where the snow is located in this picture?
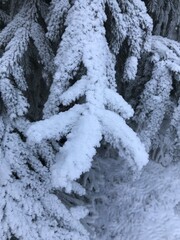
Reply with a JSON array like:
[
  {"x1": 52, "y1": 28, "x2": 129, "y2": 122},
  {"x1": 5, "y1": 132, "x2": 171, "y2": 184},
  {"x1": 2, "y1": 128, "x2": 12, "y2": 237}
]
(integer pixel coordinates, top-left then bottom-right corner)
[
  {"x1": 51, "y1": 113, "x2": 102, "y2": 193},
  {"x1": 123, "y1": 56, "x2": 138, "y2": 81},
  {"x1": 95, "y1": 159, "x2": 180, "y2": 240},
  {"x1": 137, "y1": 36, "x2": 180, "y2": 151},
  {"x1": 3, "y1": 0, "x2": 178, "y2": 239},
  {"x1": 98, "y1": 109, "x2": 148, "y2": 170},
  {"x1": 104, "y1": 88, "x2": 134, "y2": 119},
  {"x1": 27, "y1": 0, "x2": 150, "y2": 195},
  {"x1": 27, "y1": 104, "x2": 85, "y2": 143},
  {"x1": 60, "y1": 76, "x2": 87, "y2": 105}
]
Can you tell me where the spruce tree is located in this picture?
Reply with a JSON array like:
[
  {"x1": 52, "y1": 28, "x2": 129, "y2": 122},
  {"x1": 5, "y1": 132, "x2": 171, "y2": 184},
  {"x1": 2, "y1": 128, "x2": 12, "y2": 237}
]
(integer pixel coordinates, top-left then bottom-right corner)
[
  {"x1": 27, "y1": 0, "x2": 150, "y2": 194},
  {"x1": 91, "y1": 1, "x2": 180, "y2": 239},
  {"x1": 0, "y1": 0, "x2": 180, "y2": 239},
  {"x1": 0, "y1": 1, "x2": 88, "y2": 239}
]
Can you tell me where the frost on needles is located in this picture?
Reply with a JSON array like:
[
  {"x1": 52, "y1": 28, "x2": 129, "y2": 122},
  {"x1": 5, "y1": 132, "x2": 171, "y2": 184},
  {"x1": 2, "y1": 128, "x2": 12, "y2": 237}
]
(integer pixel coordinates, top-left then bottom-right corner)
[
  {"x1": 0, "y1": 1, "x2": 88, "y2": 239},
  {"x1": 135, "y1": 36, "x2": 180, "y2": 164},
  {"x1": 27, "y1": 0, "x2": 151, "y2": 194}
]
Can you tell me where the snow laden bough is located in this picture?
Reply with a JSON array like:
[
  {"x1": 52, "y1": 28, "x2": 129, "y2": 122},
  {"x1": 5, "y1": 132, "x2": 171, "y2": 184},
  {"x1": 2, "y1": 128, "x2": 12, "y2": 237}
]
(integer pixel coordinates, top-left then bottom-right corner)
[
  {"x1": 0, "y1": 1, "x2": 89, "y2": 239},
  {"x1": 0, "y1": 0, "x2": 54, "y2": 119},
  {"x1": 27, "y1": 0, "x2": 149, "y2": 194},
  {"x1": 136, "y1": 36, "x2": 180, "y2": 158}
]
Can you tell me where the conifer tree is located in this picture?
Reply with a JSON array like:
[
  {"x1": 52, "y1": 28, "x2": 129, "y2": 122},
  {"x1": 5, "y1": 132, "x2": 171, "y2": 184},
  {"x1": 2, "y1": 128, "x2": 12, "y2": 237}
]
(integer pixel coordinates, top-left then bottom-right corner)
[
  {"x1": 27, "y1": 0, "x2": 150, "y2": 194},
  {"x1": 145, "y1": 0, "x2": 180, "y2": 41},
  {"x1": 0, "y1": 1, "x2": 88, "y2": 239},
  {"x1": 91, "y1": 1, "x2": 180, "y2": 239},
  {"x1": 0, "y1": 0, "x2": 180, "y2": 239},
  {"x1": 135, "y1": 36, "x2": 180, "y2": 154}
]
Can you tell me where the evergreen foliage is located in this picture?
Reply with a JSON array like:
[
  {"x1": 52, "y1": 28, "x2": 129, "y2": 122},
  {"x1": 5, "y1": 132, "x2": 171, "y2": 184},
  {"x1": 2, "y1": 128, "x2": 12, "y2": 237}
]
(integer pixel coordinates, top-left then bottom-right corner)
[
  {"x1": 0, "y1": 1, "x2": 88, "y2": 239},
  {"x1": 28, "y1": 0, "x2": 150, "y2": 195},
  {"x1": 136, "y1": 36, "x2": 180, "y2": 154},
  {"x1": 145, "y1": 0, "x2": 180, "y2": 41},
  {"x1": 0, "y1": 0, "x2": 179, "y2": 239}
]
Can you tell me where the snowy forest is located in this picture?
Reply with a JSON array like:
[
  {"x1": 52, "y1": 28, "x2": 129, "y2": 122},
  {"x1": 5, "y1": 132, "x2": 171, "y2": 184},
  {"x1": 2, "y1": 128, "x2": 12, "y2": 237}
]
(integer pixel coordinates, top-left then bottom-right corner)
[{"x1": 0, "y1": 0, "x2": 179, "y2": 239}]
